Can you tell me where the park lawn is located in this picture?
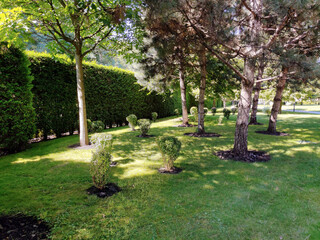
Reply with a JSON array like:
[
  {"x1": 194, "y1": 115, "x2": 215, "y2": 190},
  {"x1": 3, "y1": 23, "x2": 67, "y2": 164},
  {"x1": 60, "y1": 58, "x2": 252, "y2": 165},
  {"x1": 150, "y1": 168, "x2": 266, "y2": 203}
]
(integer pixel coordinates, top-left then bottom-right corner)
[{"x1": 0, "y1": 113, "x2": 320, "y2": 239}]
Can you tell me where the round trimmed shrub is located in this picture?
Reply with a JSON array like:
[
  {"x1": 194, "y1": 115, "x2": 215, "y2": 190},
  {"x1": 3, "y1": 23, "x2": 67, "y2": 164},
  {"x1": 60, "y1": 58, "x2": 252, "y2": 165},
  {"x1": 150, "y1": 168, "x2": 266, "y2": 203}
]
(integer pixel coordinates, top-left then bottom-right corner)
[
  {"x1": 126, "y1": 114, "x2": 138, "y2": 131},
  {"x1": 90, "y1": 134, "x2": 113, "y2": 189},
  {"x1": 91, "y1": 120, "x2": 105, "y2": 133},
  {"x1": 190, "y1": 106, "x2": 198, "y2": 122},
  {"x1": 137, "y1": 119, "x2": 151, "y2": 137},
  {"x1": 174, "y1": 108, "x2": 180, "y2": 117},
  {"x1": 0, "y1": 43, "x2": 36, "y2": 152},
  {"x1": 204, "y1": 107, "x2": 208, "y2": 117},
  {"x1": 151, "y1": 112, "x2": 158, "y2": 122},
  {"x1": 211, "y1": 107, "x2": 217, "y2": 116},
  {"x1": 223, "y1": 109, "x2": 231, "y2": 119},
  {"x1": 156, "y1": 136, "x2": 181, "y2": 171}
]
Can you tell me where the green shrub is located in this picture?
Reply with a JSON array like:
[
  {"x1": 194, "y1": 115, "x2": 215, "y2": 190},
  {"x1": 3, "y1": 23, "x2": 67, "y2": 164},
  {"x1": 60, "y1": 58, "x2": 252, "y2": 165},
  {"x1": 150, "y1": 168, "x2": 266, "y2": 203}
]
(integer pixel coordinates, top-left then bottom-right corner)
[
  {"x1": 231, "y1": 106, "x2": 237, "y2": 115},
  {"x1": 126, "y1": 114, "x2": 137, "y2": 131},
  {"x1": 156, "y1": 136, "x2": 181, "y2": 171},
  {"x1": 174, "y1": 108, "x2": 180, "y2": 117},
  {"x1": 211, "y1": 107, "x2": 217, "y2": 116},
  {"x1": 137, "y1": 119, "x2": 151, "y2": 137},
  {"x1": 204, "y1": 107, "x2": 208, "y2": 117},
  {"x1": 0, "y1": 43, "x2": 36, "y2": 152},
  {"x1": 224, "y1": 109, "x2": 231, "y2": 119},
  {"x1": 190, "y1": 106, "x2": 198, "y2": 122},
  {"x1": 90, "y1": 134, "x2": 113, "y2": 189},
  {"x1": 87, "y1": 119, "x2": 92, "y2": 132},
  {"x1": 151, "y1": 112, "x2": 158, "y2": 122},
  {"x1": 91, "y1": 120, "x2": 105, "y2": 133}
]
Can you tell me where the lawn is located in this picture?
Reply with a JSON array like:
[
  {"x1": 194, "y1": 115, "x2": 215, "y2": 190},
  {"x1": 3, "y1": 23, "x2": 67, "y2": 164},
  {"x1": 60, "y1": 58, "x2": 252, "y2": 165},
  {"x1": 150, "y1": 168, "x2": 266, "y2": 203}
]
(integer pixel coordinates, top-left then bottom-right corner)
[{"x1": 0, "y1": 112, "x2": 320, "y2": 239}]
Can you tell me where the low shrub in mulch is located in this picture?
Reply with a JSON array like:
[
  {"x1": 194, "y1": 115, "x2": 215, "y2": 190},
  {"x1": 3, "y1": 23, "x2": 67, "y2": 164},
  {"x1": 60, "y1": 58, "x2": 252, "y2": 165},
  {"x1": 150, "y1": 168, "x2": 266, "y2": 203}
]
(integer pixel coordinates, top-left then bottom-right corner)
[
  {"x1": 184, "y1": 132, "x2": 221, "y2": 138},
  {"x1": 0, "y1": 214, "x2": 51, "y2": 240},
  {"x1": 255, "y1": 130, "x2": 289, "y2": 136},
  {"x1": 86, "y1": 183, "x2": 121, "y2": 198},
  {"x1": 158, "y1": 167, "x2": 183, "y2": 174},
  {"x1": 214, "y1": 150, "x2": 271, "y2": 163}
]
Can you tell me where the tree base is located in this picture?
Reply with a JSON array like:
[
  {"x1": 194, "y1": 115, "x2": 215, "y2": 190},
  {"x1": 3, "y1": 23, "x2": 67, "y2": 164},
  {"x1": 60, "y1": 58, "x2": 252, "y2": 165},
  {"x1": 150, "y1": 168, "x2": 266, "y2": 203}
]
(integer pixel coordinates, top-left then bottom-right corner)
[
  {"x1": 158, "y1": 167, "x2": 182, "y2": 174},
  {"x1": 249, "y1": 122, "x2": 264, "y2": 125},
  {"x1": 214, "y1": 150, "x2": 271, "y2": 163},
  {"x1": 86, "y1": 183, "x2": 121, "y2": 198},
  {"x1": 255, "y1": 131, "x2": 289, "y2": 136},
  {"x1": 136, "y1": 135, "x2": 155, "y2": 138},
  {"x1": 184, "y1": 132, "x2": 221, "y2": 138},
  {"x1": 68, "y1": 143, "x2": 94, "y2": 150},
  {"x1": 0, "y1": 214, "x2": 51, "y2": 240}
]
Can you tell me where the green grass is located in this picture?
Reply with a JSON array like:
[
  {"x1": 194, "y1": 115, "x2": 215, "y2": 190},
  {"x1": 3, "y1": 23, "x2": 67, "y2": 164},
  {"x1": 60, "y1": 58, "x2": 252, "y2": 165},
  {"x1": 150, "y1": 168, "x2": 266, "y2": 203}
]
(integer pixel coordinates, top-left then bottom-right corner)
[{"x1": 1, "y1": 113, "x2": 320, "y2": 239}]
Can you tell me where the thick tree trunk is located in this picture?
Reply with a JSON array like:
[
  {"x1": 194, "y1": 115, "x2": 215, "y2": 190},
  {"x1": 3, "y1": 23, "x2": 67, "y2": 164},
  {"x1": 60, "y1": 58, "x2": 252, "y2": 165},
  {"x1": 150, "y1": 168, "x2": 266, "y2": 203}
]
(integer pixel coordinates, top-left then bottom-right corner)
[
  {"x1": 267, "y1": 67, "x2": 288, "y2": 133},
  {"x1": 233, "y1": 58, "x2": 255, "y2": 156},
  {"x1": 197, "y1": 48, "x2": 207, "y2": 134},
  {"x1": 75, "y1": 52, "x2": 89, "y2": 146},
  {"x1": 179, "y1": 60, "x2": 189, "y2": 126},
  {"x1": 249, "y1": 62, "x2": 264, "y2": 124}
]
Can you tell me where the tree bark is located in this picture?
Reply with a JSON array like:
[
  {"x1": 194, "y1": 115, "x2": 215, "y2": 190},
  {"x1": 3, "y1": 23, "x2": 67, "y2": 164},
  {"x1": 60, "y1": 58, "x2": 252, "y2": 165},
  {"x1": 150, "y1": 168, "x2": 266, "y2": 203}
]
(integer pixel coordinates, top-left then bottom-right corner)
[
  {"x1": 233, "y1": 58, "x2": 255, "y2": 156},
  {"x1": 179, "y1": 59, "x2": 189, "y2": 126},
  {"x1": 249, "y1": 62, "x2": 264, "y2": 124},
  {"x1": 75, "y1": 52, "x2": 89, "y2": 146},
  {"x1": 267, "y1": 67, "x2": 288, "y2": 133},
  {"x1": 213, "y1": 99, "x2": 216, "y2": 108},
  {"x1": 197, "y1": 47, "x2": 207, "y2": 134}
]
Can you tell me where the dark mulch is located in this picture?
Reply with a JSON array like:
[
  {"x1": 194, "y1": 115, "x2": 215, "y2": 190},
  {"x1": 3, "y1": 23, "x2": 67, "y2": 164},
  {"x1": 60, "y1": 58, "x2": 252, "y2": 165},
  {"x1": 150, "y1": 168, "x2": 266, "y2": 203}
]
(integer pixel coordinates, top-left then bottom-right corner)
[
  {"x1": 0, "y1": 214, "x2": 51, "y2": 240},
  {"x1": 184, "y1": 132, "x2": 221, "y2": 138},
  {"x1": 68, "y1": 143, "x2": 94, "y2": 150},
  {"x1": 158, "y1": 167, "x2": 183, "y2": 174},
  {"x1": 255, "y1": 130, "x2": 289, "y2": 136},
  {"x1": 214, "y1": 150, "x2": 271, "y2": 163},
  {"x1": 172, "y1": 124, "x2": 197, "y2": 127},
  {"x1": 86, "y1": 183, "x2": 121, "y2": 198},
  {"x1": 249, "y1": 122, "x2": 264, "y2": 125},
  {"x1": 136, "y1": 135, "x2": 155, "y2": 138}
]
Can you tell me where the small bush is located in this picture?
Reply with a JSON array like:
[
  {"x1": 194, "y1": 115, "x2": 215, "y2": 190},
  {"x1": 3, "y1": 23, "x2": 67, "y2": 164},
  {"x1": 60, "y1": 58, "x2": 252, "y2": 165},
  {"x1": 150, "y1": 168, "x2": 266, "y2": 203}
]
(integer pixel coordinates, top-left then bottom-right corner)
[
  {"x1": 211, "y1": 107, "x2": 217, "y2": 116},
  {"x1": 126, "y1": 114, "x2": 138, "y2": 131},
  {"x1": 204, "y1": 107, "x2": 208, "y2": 117},
  {"x1": 137, "y1": 119, "x2": 151, "y2": 136},
  {"x1": 224, "y1": 109, "x2": 231, "y2": 119},
  {"x1": 87, "y1": 119, "x2": 92, "y2": 132},
  {"x1": 222, "y1": 108, "x2": 227, "y2": 113},
  {"x1": 174, "y1": 108, "x2": 180, "y2": 117},
  {"x1": 218, "y1": 115, "x2": 224, "y2": 125},
  {"x1": 151, "y1": 112, "x2": 158, "y2": 122},
  {"x1": 91, "y1": 120, "x2": 105, "y2": 133},
  {"x1": 231, "y1": 106, "x2": 237, "y2": 115},
  {"x1": 190, "y1": 106, "x2": 198, "y2": 122},
  {"x1": 90, "y1": 134, "x2": 113, "y2": 189},
  {"x1": 263, "y1": 106, "x2": 271, "y2": 116},
  {"x1": 156, "y1": 136, "x2": 181, "y2": 171}
]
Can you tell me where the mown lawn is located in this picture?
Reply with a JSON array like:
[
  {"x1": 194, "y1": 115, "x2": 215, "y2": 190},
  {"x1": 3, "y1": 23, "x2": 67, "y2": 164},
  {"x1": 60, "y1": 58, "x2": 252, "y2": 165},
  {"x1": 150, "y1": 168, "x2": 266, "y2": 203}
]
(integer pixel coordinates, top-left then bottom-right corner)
[{"x1": 0, "y1": 112, "x2": 320, "y2": 239}]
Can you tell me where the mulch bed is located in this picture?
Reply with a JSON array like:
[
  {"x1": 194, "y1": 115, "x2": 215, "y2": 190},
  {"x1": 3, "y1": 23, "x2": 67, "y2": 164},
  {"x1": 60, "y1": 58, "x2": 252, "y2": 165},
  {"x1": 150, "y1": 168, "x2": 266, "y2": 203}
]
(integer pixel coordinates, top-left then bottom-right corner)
[
  {"x1": 184, "y1": 132, "x2": 221, "y2": 138},
  {"x1": 68, "y1": 143, "x2": 94, "y2": 150},
  {"x1": 86, "y1": 183, "x2": 121, "y2": 198},
  {"x1": 249, "y1": 122, "x2": 264, "y2": 125},
  {"x1": 172, "y1": 124, "x2": 197, "y2": 127},
  {"x1": 0, "y1": 214, "x2": 51, "y2": 240},
  {"x1": 255, "y1": 130, "x2": 289, "y2": 136},
  {"x1": 158, "y1": 167, "x2": 183, "y2": 174},
  {"x1": 136, "y1": 135, "x2": 155, "y2": 138},
  {"x1": 214, "y1": 150, "x2": 271, "y2": 163}
]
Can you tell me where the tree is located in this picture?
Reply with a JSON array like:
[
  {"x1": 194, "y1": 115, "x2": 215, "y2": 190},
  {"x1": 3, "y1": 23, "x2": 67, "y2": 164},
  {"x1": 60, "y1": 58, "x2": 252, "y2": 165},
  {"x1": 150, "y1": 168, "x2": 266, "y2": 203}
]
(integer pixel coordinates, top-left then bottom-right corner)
[{"x1": 2, "y1": 0, "x2": 142, "y2": 146}]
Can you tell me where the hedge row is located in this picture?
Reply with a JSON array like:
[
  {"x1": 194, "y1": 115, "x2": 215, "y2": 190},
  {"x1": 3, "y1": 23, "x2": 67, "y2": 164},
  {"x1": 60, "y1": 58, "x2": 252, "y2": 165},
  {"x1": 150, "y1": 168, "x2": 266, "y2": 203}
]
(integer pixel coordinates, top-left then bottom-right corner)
[
  {"x1": 27, "y1": 51, "x2": 178, "y2": 138},
  {"x1": 0, "y1": 43, "x2": 36, "y2": 152}
]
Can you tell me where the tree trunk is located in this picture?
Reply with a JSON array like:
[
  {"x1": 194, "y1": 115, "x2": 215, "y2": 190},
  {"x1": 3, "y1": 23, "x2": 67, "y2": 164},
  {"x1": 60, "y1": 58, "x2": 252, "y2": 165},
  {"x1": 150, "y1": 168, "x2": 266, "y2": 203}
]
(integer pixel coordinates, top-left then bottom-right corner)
[
  {"x1": 179, "y1": 59, "x2": 189, "y2": 126},
  {"x1": 197, "y1": 47, "x2": 207, "y2": 134},
  {"x1": 213, "y1": 99, "x2": 216, "y2": 108},
  {"x1": 233, "y1": 58, "x2": 255, "y2": 156},
  {"x1": 75, "y1": 52, "x2": 89, "y2": 146},
  {"x1": 267, "y1": 67, "x2": 288, "y2": 133},
  {"x1": 249, "y1": 61, "x2": 264, "y2": 124},
  {"x1": 223, "y1": 100, "x2": 226, "y2": 109}
]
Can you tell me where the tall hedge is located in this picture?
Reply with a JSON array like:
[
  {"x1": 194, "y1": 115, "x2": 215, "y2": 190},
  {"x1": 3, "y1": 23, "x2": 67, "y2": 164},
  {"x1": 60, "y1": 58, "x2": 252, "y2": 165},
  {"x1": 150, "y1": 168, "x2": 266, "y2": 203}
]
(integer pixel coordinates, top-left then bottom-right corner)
[
  {"x1": 0, "y1": 43, "x2": 36, "y2": 152},
  {"x1": 27, "y1": 51, "x2": 176, "y2": 137}
]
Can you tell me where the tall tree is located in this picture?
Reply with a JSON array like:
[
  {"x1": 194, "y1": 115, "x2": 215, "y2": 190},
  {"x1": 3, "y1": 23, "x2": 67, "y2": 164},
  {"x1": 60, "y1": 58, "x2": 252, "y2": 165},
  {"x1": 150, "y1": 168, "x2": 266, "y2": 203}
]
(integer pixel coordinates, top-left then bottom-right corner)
[{"x1": 2, "y1": 0, "x2": 142, "y2": 146}]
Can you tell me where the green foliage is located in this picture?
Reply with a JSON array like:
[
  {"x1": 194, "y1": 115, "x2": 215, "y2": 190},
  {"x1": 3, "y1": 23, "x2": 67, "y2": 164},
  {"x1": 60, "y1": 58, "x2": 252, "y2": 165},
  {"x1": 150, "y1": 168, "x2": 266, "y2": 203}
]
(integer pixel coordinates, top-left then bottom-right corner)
[
  {"x1": 27, "y1": 51, "x2": 176, "y2": 136},
  {"x1": 204, "y1": 107, "x2": 208, "y2": 117},
  {"x1": 91, "y1": 121, "x2": 105, "y2": 133},
  {"x1": 174, "y1": 108, "x2": 180, "y2": 117},
  {"x1": 156, "y1": 136, "x2": 181, "y2": 171},
  {"x1": 90, "y1": 134, "x2": 113, "y2": 189},
  {"x1": 223, "y1": 109, "x2": 231, "y2": 119},
  {"x1": 137, "y1": 119, "x2": 151, "y2": 136},
  {"x1": 231, "y1": 106, "x2": 237, "y2": 115},
  {"x1": 126, "y1": 114, "x2": 138, "y2": 131},
  {"x1": 211, "y1": 107, "x2": 217, "y2": 116},
  {"x1": 190, "y1": 106, "x2": 198, "y2": 122},
  {"x1": 151, "y1": 112, "x2": 158, "y2": 122},
  {"x1": 0, "y1": 43, "x2": 35, "y2": 152},
  {"x1": 87, "y1": 119, "x2": 92, "y2": 132}
]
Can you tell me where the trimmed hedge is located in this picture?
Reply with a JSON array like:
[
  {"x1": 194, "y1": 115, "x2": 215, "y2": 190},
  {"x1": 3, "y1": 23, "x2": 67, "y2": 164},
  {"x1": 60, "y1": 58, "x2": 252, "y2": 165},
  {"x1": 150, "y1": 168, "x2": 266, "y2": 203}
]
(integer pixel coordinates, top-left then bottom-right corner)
[
  {"x1": 0, "y1": 43, "x2": 36, "y2": 152},
  {"x1": 27, "y1": 51, "x2": 176, "y2": 137}
]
